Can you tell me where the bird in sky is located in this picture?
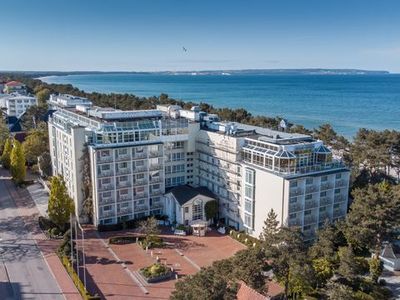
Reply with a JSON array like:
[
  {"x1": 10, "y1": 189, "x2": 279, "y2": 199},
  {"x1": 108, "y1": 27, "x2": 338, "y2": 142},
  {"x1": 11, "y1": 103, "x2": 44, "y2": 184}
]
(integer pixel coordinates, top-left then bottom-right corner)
[{"x1": 182, "y1": 46, "x2": 187, "y2": 52}]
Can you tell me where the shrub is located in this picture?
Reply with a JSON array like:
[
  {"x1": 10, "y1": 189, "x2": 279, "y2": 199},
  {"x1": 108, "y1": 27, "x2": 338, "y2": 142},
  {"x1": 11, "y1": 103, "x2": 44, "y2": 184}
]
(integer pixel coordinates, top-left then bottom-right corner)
[
  {"x1": 109, "y1": 236, "x2": 137, "y2": 245},
  {"x1": 38, "y1": 216, "x2": 57, "y2": 231},
  {"x1": 140, "y1": 235, "x2": 164, "y2": 249},
  {"x1": 60, "y1": 255, "x2": 100, "y2": 300},
  {"x1": 227, "y1": 228, "x2": 261, "y2": 248},
  {"x1": 50, "y1": 227, "x2": 61, "y2": 237},
  {"x1": 378, "y1": 279, "x2": 386, "y2": 286},
  {"x1": 140, "y1": 263, "x2": 173, "y2": 282}
]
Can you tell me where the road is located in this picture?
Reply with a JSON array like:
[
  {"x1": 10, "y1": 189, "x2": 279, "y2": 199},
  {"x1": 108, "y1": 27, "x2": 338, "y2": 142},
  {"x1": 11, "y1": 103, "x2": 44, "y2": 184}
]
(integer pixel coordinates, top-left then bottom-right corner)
[{"x1": 0, "y1": 171, "x2": 64, "y2": 300}]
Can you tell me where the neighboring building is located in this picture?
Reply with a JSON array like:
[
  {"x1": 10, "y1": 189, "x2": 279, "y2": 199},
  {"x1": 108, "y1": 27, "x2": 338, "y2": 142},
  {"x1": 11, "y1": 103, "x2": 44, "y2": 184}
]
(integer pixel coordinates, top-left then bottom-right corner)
[
  {"x1": 3, "y1": 81, "x2": 27, "y2": 94},
  {"x1": 380, "y1": 243, "x2": 400, "y2": 271},
  {"x1": 164, "y1": 185, "x2": 216, "y2": 225},
  {"x1": 1, "y1": 93, "x2": 37, "y2": 117},
  {"x1": 48, "y1": 95, "x2": 350, "y2": 239}
]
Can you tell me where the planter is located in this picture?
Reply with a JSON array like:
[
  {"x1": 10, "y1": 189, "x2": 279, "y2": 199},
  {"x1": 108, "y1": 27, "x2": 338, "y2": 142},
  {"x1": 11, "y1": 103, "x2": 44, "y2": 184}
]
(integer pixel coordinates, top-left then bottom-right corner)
[{"x1": 140, "y1": 270, "x2": 175, "y2": 283}]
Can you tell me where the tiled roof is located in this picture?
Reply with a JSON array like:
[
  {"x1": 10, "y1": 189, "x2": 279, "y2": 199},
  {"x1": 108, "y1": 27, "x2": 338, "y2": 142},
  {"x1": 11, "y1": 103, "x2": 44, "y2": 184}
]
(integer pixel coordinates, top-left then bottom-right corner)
[
  {"x1": 166, "y1": 185, "x2": 215, "y2": 206},
  {"x1": 5, "y1": 81, "x2": 24, "y2": 87},
  {"x1": 237, "y1": 282, "x2": 269, "y2": 300}
]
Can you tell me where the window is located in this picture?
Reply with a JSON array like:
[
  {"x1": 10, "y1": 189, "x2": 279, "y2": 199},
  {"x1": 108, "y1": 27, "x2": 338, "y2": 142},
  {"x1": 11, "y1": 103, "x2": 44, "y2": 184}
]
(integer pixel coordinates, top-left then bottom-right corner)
[
  {"x1": 103, "y1": 205, "x2": 112, "y2": 211},
  {"x1": 290, "y1": 181, "x2": 298, "y2": 188},
  {"x1": 289, "y1": 213, "x2": 296, "y2": 219},
  {"x1": 321, "y1": 176, "x2": 328, "y2": 182},
  {"x1": 245, "y1": 169, "x2": 254, "y2": 185},
  {"x1": 304, "y1": 210, "x2": 312, "y2": 215},
  {"x1": 289, "y1": 197, "x2": 297, "y2": 203},
  {"x1": 244, "y1": 213, "x2": 253, "y2": 228},
  {"x1": 192, "y1": 200, "x2": 203, "y2": 220},
  {"x1": 320, "y1": 191, "x2": 327, "y2": 197},
  {"x1": 184, "y1": 207, "x2": 189, "y2": 213},
  {"x1": 101, "y1": 164, "x2": 110, "y2": 171},
  {"x1": 306, "y1": 178, "x2": 313, "y2": 185},
  {"x1": 245, "y1": 185, "x2": 253, "y2": 199},
  {"x1": 335, "y1": 188, "x2": 341, "y2": 194},
  {"x1": 336, "y1": 173, "x2": 342, "y2": 179},
  {"x1": 319, "y1": 206, "x2": 326, "y2": 212},
  {"x1": 305, "y1": 194, "x2": 312, "y2": 200},
  {"x1": 244, "y1": 199, "x2": 252, "y2": 213}
]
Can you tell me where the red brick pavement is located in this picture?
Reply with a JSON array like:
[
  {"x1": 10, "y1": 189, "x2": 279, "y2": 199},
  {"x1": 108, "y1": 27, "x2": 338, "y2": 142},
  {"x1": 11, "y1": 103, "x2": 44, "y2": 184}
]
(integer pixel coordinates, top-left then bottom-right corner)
[{"x1": 2, "y1": 171, "x2": 81, "y2": 300}]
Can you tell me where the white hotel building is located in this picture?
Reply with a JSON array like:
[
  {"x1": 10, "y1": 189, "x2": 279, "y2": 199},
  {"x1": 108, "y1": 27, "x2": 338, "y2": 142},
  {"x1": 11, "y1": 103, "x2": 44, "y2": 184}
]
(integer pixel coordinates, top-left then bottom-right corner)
[{"x1": 48, "y1": 94, "x2": 349, "y2": 239}]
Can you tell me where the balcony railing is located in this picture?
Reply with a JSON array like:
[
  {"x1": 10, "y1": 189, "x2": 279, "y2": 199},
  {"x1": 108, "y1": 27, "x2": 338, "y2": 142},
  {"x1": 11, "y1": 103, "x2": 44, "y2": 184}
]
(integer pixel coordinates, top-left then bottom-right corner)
[
  {"x1": 115, "y1": 154, "x2": 131, "y2": 161},
  {"x1": 149, "y1": 150, "x2": 163, "y2": 158},
  {"x1": 320, "y1": 183, "x2": 334, "y2": 191},
  {"x1": 334, "y1": 195, "x2": 345, "y2": 203},
  {"x1": 149, "y1": 164, "x2": 162, "y2": 171},
  {"x1": 150, "y1": 189, "x2": 163, "y2": 196},
  {"x1": 149, "y1": 177, "x2": 162, "y2": 184},
  {"x1": 305, "y1": 200, "x2": 318, "y2": 210},
  {"x1": 290, "y1": 187, "x2": 304, "y2": 196},
  {"x1": 150, "y1": 203, "x2": 164, "y2": 210},
  {"x1": 305, "y1": 186, "x2": 318, "y2": 194},
  {"x1": 320, "y1": 197, "x2": 332, "y2": 207},
  {"x1": 132, "y1": 166, "x2": 147, "y2": 173},
  {"x1": 116, "y1": 168, "x2": 131, "y2": 175},
  {"x1": 117, "y1": 208, "x2": 132, "y2": 216},
  {"x1": 289, "y1": 203, "x2": 303, "y2": 212},
  {"x1": 98, "y1": 184, "x2": 114, "y2": 191},
  {"x1": 134, "y1": 205, "x2": 149, "y2": 212},
  {"x1": 133, "y1": 179, "x2": 148, "y2": 186},
  {"x1": 134, "y1": 192, "x2": 148, "y2": 199},
  {"x1": 98, "y1": 156, "x2": 113, "y2": 163},
  {"x1": 304, "y1": 215, "x2": 317, "y2": 225},
  {"x1": 133, "y1": 152, "x2": 147, "y2": 159},
  {"x1": 99, "y1": 198, "x2": 114, "y2": 205},
  {"x1": 335, "y1": 179, "x2": 347, "y2": 188},
  {"x1": 98, "y1": 171, "x2": 114, "y2": 178},
  {"x1": 117, "y1": 194, "x2": 132, "y2": 202},
  {"x1": 116, "y1": 181, "x2": 131, "y2": 189},
  {"x1": 100, "y1": 210, "x2": 115, "y2": 218},
  {"x1": 288, "y1": 218, "x2": 302, "y2": 227}
]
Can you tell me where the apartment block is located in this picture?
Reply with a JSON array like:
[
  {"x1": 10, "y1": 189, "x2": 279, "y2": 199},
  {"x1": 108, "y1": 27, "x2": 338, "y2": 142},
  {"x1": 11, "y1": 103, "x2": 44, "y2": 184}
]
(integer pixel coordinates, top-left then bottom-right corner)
[
  {"x1": 0, "y1": 93, "x2": 37, "y2": 117},
  {"x1": 48, "y1": 95, "x2": 349, "y2": 239}
]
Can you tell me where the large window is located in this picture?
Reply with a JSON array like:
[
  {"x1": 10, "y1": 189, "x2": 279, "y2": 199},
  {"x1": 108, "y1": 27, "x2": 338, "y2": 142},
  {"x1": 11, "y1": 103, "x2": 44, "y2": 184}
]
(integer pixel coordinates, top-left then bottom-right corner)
[
  {"x1": 244, "y1": 213, "x2": 253, "y2": 228},
  {"x1": 192, "y1": 200, "x2": 203, "y2": 220}
]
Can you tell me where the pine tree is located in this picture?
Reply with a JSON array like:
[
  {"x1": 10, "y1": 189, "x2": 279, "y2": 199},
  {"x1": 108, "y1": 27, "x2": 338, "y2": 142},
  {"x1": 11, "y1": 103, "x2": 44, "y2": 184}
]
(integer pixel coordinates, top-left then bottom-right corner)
[
  {"x1": 1, "y1": 138, "x2": 12, "y2": 169},
  {"x1": 259, "y1": 209, "x2": 279, "y2": 245},
  {"x1": 10, "y1": 140, "x2": 26, "y2": 185},
  {"x1": 48, "y1": 176, "x2": 75, "y2": 230}
]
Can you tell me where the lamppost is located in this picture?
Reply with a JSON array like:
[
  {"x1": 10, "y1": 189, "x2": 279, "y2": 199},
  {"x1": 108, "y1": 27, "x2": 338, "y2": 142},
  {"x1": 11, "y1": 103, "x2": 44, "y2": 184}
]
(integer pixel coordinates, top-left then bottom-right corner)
[{"x1": 70, "y1": 215, "x2": 87, "y2": 291}]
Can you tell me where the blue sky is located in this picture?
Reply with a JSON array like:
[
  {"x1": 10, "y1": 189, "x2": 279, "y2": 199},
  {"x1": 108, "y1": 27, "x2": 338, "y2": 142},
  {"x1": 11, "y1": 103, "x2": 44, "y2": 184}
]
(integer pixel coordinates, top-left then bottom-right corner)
[{"x1": 1, "y1": 0, "x2": 399, "y2": 72}]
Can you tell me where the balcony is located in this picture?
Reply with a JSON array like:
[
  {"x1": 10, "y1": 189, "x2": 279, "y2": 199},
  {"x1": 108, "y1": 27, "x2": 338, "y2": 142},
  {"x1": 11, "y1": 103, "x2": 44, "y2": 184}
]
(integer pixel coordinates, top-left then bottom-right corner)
[
  {"x1": 116, "y1": 181, "x2": 131, "y2": 189},
  {"x1": 149, "y1": 177, "x2": 162, "y2": 184},
  {"x1": 117, "y1": 208, "x2": 132, "y2": 216},
  {"x1": 304, "y1": 215, "x2": 317, "y2": 225},
  {"x1": 134, "y1": 192, "x2": 148, "y2": 199},
  {"x1": 133, "y1": 179, "x2": 148, "y2": 186},
  {"x1": 134, "y1": 205, "x2": 149, "y2": 212},
  {"x1": 133, "y1": 165, "x2": 147, "y2": 173},
  {"x1": 335, "y1": 179, "x2": 347, "y2": 188},
  {"x1": 319, "y1": 212, "x2": 331, "y2": 221},
  {"x1": 333, "y1": 209, "x2": 346, "y2": 219},
  {"x1": 99, "y1": 198, "x2": 115, "y2": 205},
  {"x1": 320, "y1": 182, "x2": 333, "y2": 191},
  {"x1": 320, "y1": 197, "x2": 332, "y2": 207},
  {"x1": 305, "y1": 200, "x2": 318, "y2": 210},
  {"x1": 149, "y1": 164, "x2": 162, "y2": 171},
  {"x1": 117, "y1": 194, "x2": 132, "y2": 202},
  {"x1": 100, "y1": 210, "x2": 115, "y2": 218},
  {"x1": 116, "y1": 168, "x2": 131, "y2": 175},
  {"x1": 334, "y1": 195, "x2": 345, "y2": 203},
  {"x1": 150, "y1": 189, "x2": 163, "y2": 196},
  {"x1": 289, "y1": 203, "x2": 303, "y2": 212},
  {"x1": 133, "y1": 152, "x2": 147, "y2": 159},
  {"x1": 115, "y1": 154, "x2": 131, "y2": 161},
  {"x1": 305, "y1": 186, "x2": 318, "y2": 194},
  {"x1": 98, "y1": 171, "x2": 114, "y2": 178},
  {"x1": 151, "y1": 203, "x2": 164, "y2": 210},
  {"x1": 98, "y1": 184, "x2": 114, "y2": 192},
  {"x1": 149, "y1": 150, "x2": 163, "y2": 158},
  {"x1": 290, "y1": 187, "x2": 304, "y2": 196},
  {"x1": 98, "y1": 156, "x2": 113, "y2": 163},
  {"x1": 288, "y1": 218, "x2": 302, "y2": 227}
]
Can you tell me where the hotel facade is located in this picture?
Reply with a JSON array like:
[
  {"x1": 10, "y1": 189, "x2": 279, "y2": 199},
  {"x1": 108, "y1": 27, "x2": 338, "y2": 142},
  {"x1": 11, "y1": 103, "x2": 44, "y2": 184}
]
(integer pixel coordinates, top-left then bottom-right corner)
[{"x1": 48, "y1": 94, "x2": 349, "y2": 239}]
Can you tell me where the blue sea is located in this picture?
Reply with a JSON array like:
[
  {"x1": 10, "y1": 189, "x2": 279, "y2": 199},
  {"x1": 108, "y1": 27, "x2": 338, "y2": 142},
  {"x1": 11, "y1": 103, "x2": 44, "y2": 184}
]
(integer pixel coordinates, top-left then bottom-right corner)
[{"x1": 41, "y1": 73, "x2": 400, "y2": 138}]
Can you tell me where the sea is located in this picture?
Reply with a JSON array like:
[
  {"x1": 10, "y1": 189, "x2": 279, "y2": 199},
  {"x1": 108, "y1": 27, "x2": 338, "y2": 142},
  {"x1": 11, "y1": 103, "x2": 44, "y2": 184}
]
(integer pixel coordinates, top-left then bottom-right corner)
[{"x1": 41, "y1": 73, "x2": 400, "y2": 138}]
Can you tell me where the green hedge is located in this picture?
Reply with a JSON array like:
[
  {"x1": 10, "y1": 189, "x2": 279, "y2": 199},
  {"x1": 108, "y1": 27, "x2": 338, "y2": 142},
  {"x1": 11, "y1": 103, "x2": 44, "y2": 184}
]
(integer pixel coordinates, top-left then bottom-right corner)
[
  {"x1": 227, "y1": 228, "x2": 261, "y2": 248},
  {"x1": 109, "y1": 236, "x2": 137, "y2": 244},
  {"x1": 98, "y1": 214, "x2": 168, "y2": 232},
  {"x1": 60, "y1": 255, "x2": 100, "y2": 300}
]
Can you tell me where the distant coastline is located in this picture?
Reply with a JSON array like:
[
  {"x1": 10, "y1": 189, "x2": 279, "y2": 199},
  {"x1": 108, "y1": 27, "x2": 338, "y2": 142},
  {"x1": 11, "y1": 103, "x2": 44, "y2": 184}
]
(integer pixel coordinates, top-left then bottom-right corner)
[{"x1": 0, "y1": 68, "x2": 391, "y2": 79}]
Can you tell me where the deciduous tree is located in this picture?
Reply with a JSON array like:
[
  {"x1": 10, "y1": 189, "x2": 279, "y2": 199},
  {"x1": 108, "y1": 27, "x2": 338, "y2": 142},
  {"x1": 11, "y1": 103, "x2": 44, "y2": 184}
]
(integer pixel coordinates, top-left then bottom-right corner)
[
  {"x1": 48, "y1": 176, "x2": 74, "y2": 230},
  {"x1": 1, "y1": 137, "x2": 12, "y2": 169},
  {"x1": 23, "y1": 122, "x2": 49, "y2": 165},
  {"x1": 10, "y1": 140, "x2": 26, "y2": 185}
]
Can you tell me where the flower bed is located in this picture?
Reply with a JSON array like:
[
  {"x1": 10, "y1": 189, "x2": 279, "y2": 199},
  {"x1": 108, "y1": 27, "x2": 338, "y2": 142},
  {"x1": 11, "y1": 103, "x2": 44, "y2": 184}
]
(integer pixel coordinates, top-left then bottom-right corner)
[
  {"x1": 109, "y1": 236, "x2": 137, "y2": 245},
  {"x1": 227, "y1": 228, "x2": 261, "y2": 248},
  {"x1": 140, "y1": 263, "x2": 174, "y2": 283}
]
